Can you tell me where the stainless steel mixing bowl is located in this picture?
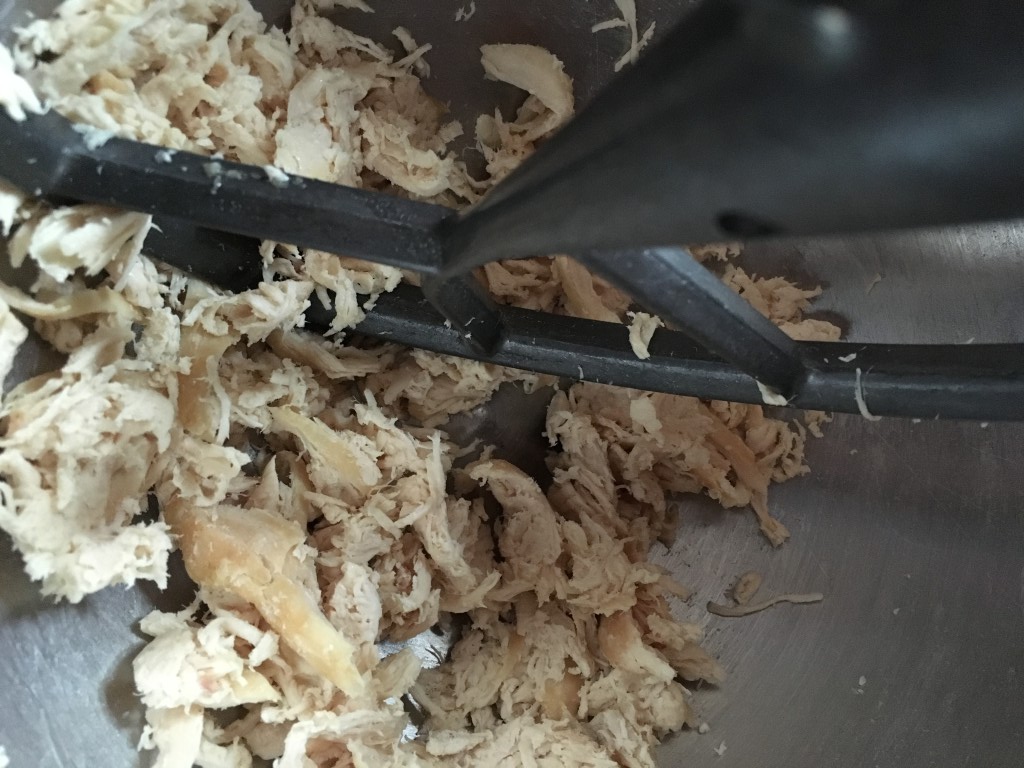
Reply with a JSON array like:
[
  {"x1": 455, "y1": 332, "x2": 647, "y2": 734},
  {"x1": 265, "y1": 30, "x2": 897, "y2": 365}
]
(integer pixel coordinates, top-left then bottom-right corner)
[{"x1": 1, "y1": 0, "x2": 1022, "y2": 765}]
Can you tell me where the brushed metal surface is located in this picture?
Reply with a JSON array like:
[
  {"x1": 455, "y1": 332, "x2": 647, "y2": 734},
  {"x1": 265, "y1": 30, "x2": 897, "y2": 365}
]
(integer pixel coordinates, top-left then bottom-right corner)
[{"x1": 1, "y1": 1, "x2": 1023, "y2": 767}]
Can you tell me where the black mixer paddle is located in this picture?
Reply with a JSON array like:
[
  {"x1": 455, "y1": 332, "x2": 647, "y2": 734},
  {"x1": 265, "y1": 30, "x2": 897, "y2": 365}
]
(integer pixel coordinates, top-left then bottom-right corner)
[{"x1": 2, "y1": 0, "x2": 1023, "y2": 419}]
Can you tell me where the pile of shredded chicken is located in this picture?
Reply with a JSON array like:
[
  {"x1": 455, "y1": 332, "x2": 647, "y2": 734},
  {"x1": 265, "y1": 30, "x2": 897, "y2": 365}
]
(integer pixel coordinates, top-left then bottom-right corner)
[{"x1": 0, "y1": 2, "x2": 839, "y2": 767}]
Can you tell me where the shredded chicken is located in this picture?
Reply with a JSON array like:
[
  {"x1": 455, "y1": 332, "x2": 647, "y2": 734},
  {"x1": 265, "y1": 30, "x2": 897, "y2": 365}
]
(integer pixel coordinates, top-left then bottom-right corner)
[
  {"x1": 475, "y1": 43, "x2": 574, "y2": 185},
  {"x1": 627, "y1": 312, "x2": 664, "y2": 360},
  {"x1": 8, "y1": 204, "x2": 151, "y2": 282},
  {"x1": 0, "y1": 2, "x2": 842, "y2": 767},
  {"x1": 707, "y1": 592, "x2": 824, "y2": 618},
  {"x1": 592, "y1": 0, "x2": 657, "y2": 72},
  {"x1": 0, "y1": 298, "x2": 27, "y2": 390},
  {"x1": 720, "y1": 264, "x2": 841, "y2": 342},
  {"x1": 366, "y1": 349, "x2": 548, "y2": 427},
  {"x1": 546, "y1": 383, "x2": 817, "y2": 549},
  {"x1": 0, "y1": 362, "x2": 175, "y2": 601},
  {"x1": 729, "y1": 571, "x2": 763, "y2": 606},
  {"x1": 689, "y1": 242, "x2": 742, "y2": 263},
  {"x1": 0, "y1": 182, "x2": 28, "y2": 237},
  {"x1": 482, "y1": 255, "x2": 631, "y2": 321},
  {"x1": 0, "y1": 42, "x2": 43, "y2": 120}
]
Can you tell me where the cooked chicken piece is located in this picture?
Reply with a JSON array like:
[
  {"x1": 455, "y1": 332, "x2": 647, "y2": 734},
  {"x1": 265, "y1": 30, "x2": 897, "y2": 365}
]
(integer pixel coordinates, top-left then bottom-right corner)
[
  {"x1": 414, "y1": 613, "x2": 524, "y2": 729},
  {"x1": 166, "y1": 499, "x2": 366, "y2": 697},
  {"x1": 0, "y1": 43, "x2": 43, "y2": 120},
  {"x1": 481, "y1": 255, "x2": 631, "y2": 321},
  {"x1": 599, "y1": 611, "x2": 677, "y2": 683},
  {"x1": 627, "y1": 312, "x2": 664, "y2": 360},
  {"x1": 366, "y1": 349, "x2": 543, "y2": 427},
  {"x1": 468, "y1": 459, "x2": 565, "y2": 602},
  {"x1": 475, "y1": 44, "x2": 574, "y2": 184},
  {"x1": 720, "y1": 264, "x2": 841, "y2": 343},
  {"x1": 137, "y1": 706, "x2": 204, "y2": 768},
  {"x1": 134, "y1": 609, "x2": 279, "y2": 712},
  {"x1": 730, "y1": 570, "x2": 764, "y2": 606},
  {"x1": 593, "y1": 0, "x2": 657, "y2": 73},
  {"x1": 430, "y1": 715, "x2": 620, "y2": 767},
  {"x1": 7, "y1": 205, "x2": 151, "y2": 282},
  {"x1": 270, "y1": 406, "x2": 382, "y2": 495},
  {"x1": 0, "y1": 366, "x2": 174, "y2": 602},
  {"x1": 0, "y1": 297, "x2": 27, "y2": 391},
  {"x1": 266, "y1": 328, "x2": 392, "y2": 380},
  {"x1": 554, "y1": 256, "x2": 629, "y2": 322}
]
